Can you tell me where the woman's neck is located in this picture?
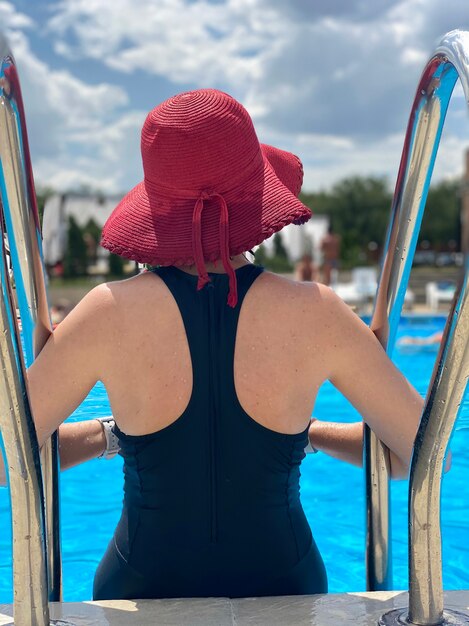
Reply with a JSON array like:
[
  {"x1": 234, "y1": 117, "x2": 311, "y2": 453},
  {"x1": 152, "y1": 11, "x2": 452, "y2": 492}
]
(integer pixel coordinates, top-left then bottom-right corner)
[{"x1": 176, "y1": 254, "x2": 250, "y2": 275}]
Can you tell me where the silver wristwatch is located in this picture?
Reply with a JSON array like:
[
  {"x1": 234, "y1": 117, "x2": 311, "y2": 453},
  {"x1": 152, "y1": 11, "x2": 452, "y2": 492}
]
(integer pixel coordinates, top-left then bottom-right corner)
[
  {"x1": 304, "y1": 440, "x2": 319, "y2": 454},
  {"x1": 96, "y1": 416, "x2": 120, "y2": 459},
  {"x1": 305, "y1": 418, "x2": 319, "y2": 454}
]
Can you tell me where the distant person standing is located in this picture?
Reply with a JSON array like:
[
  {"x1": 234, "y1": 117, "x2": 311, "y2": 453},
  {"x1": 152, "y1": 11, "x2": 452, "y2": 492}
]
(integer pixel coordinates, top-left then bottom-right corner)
[
  {"x1": 295, "y1": 253, "x2": 317, "y2": 282},
  {"x1": 320, "y1": 225, "x2": 341, "y2": 286}
]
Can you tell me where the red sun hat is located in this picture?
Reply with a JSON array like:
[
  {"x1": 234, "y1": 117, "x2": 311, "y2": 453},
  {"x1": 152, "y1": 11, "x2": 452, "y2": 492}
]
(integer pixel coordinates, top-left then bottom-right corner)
[{"x1": 101, "y1": 88, "x2": 312, "y2": 307}]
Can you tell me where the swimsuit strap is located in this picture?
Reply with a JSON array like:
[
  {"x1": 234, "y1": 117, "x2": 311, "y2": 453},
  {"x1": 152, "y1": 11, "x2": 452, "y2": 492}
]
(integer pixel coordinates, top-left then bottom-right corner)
[{"x1": 151, "y1": 264, "x2": 264, "y2": 395}]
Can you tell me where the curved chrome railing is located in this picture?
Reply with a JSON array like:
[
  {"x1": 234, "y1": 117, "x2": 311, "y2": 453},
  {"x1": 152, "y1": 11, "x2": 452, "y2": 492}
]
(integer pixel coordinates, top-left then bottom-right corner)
[
  {"x1": 0, "y1": 35, "x2": 64, "y2": 625},
  {"x1": 0, "y1": 238, "x2": 49, "y2": 626},
  {"x1": 406, "y1": 267, "x2": 469, "y2": 626},
  {"x1": 366, "y1": 29, "x2": 469, "y2": 625}
]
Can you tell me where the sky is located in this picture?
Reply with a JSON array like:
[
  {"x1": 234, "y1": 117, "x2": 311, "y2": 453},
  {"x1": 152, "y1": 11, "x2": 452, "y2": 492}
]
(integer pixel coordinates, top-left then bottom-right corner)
[{"x1": 3, "y1": 0, "x2": 469, "y2": 194}]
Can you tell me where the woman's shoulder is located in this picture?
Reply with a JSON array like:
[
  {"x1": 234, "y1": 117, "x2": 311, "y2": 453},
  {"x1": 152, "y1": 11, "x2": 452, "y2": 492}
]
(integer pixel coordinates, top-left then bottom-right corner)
[
  {"x1": 89, "y1": 269, "x2": 346, "y2": 326},
  {"x1": 255, "y1": 270, "x2": 340, "y2": 312},
  {"x1": 92, "y1": 270, "x2": 169, "y2": 305},
  {"x1": 60, "y1": 273, "x2": 163, "y2": 339},
  {"x1": 244, "y1": 272, "x2": 350, "y2": 349}
]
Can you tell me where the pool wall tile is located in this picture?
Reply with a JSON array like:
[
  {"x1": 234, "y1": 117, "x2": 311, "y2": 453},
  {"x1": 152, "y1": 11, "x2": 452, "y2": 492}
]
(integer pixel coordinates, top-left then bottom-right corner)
[{"x1": 0, "y1": 591, "x2": 468, "y2": 626}]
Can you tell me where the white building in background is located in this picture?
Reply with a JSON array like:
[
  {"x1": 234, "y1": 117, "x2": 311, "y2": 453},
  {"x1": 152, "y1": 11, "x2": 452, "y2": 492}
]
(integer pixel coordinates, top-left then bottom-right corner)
[
  {"x1": 262, "y1": 214, "x2": 329, "y2": 263},
  {"x1": 42, "y1": 193, "x2": 123, "y2": 267}
]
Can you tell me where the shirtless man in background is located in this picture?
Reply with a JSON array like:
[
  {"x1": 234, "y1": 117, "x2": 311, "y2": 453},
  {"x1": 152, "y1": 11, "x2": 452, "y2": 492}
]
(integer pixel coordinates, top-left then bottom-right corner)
[{"x1": 320, "y1": 225, "x2": 341, "y2": 286}]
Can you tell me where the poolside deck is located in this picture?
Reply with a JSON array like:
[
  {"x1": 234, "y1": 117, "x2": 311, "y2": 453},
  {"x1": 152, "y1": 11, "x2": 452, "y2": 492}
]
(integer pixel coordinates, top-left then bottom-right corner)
[{"x1": 1, "y1": 591, "x2": 468, "y2": 625}]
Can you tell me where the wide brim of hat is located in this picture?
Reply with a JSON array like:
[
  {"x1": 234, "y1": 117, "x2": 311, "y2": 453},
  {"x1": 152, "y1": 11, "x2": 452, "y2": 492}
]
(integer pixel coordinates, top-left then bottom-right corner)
[{"x1": 101, "y1": 146, "x2": 312, "y2": 266}]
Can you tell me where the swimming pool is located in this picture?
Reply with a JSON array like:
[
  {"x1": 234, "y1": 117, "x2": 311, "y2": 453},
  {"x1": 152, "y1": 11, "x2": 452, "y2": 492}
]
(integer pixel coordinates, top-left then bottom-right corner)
[{"x1": 0, "y1": 315, "x2": 467, "y2": 601}]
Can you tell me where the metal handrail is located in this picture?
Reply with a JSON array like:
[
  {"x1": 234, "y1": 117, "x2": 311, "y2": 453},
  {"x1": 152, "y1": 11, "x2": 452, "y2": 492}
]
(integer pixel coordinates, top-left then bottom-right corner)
[
  {"x1": 406, "y1": 265, "x2": 469, "y2": 626},
  {"x1": 0, "y1": 35, "x2": 65, "y2": 624},
  {"x1": 365, "y1": 34, "x2": 453, "y2": 597},
  {"x1": 364, "y1": 29, "x2": 469, "y2": 625},
  {"x1": 0, "y1": 232, "x2": 49, "y2": 626}
]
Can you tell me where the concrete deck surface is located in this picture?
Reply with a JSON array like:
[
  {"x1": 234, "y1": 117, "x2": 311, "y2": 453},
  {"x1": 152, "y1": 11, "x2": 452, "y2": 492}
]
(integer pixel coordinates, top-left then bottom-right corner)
[{"x1": 0, "y1": 590, "x2": 468, "y2": 625}]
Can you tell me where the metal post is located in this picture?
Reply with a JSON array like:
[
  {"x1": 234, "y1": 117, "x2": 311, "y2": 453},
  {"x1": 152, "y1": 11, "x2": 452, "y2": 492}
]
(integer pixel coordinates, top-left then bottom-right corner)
[
  {"x1": 0, "y1": 215, "x2": 49, "y2": 625},
  {"x1": 374, "y1": 29, "x2": 469, "y2": 626},
  {"x1": 408, "y1": 268, "x2": 469, "y2": 625},
  {"x1": 0, "y1": 51, "x2": 62, "y2": 601},
  {"x1": 0, "y1": 34, "x2": 72, "y2": 625},
  {"x1": 366, "y1": 35, "x2": 458, "y2": 594},
  {"x1": 379, "y1": 265, "x2": 469, "y2": 626},
  {"x1": 0, "y1": 49, "x2": 62, "y2": 603}
]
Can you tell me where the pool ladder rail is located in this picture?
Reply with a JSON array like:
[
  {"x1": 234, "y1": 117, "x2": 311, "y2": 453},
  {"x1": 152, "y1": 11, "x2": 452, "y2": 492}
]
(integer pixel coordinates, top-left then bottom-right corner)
[
  {"x1": 0, "y1": 26, "x2": 468, "y2": 626},
  {"x1": 366, "y1": 29, "x2": 469, "y2": 626},
  {"x1": 0, "y1": 39, "x2": 66, "y2": 626}
]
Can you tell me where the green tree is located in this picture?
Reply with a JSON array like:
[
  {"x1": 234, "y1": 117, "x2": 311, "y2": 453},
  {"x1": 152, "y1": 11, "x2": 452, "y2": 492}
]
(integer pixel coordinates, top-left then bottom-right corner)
[
  {"x1": 302, "y1": 177, "x2": 392, "y2": 267},
  {"x1": 35, "y1": 186, "x2": 54, "y2": 230},
  {"x1": 108, "y1": 253, "x2": 125, "y2": 277},
  {"x1": 253, "y1": 243, "x2": 269, "y2": 266},
  {"x1": 82, "y1": 217, "x2": 102, "y2": 265},
  {"x1": 419, "y1": 180, "x2": 460, "y2": 249},
  {"x1": 272, "y1": 233, "x2": 289, "y2": 260},
  {"x1": 270, "y1": 233, "x2": 293, "y2": 271},
  {"x1": 300, "y1": 176, "x2": 461, "y2": 267},
  {"x1": 252, "y1": 238, "x2": 293, "y2": 272},
  {"x1": 83, "y1": 217, "x2": 101, "y2": 244},
  {"x1": 64, "y1": 215, "x2": 88, "y2": 277}
]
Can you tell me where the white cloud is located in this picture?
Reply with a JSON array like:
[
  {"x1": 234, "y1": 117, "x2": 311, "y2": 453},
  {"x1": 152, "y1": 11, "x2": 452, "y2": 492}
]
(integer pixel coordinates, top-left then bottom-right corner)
[
  {"x1": 48, "y1": 0, "x2": 281, "y2": 86},
  {"x1": 0, "y1": 1, "x2": 33, "y2": 29},
  {"x1": 302, "y1": 132, "x2": 469, "y2": 191},
  {"x1": 46, "y1": 0, "x2": 469, "y2": 141},
  {"x1": 2, "y1": 0, "x2": 468, "y2": 193},
  {"x1": 0, "y1": 2, "x2": 141, "y2": 192},
  {"x1": 258, "y1": 128, "x2": 405, "y2": 191},
  {"x1": 14, "y1": 35, "x2": 128, "y2": 139},
  {"x1": 34, "y1": 110, "x2": 145, "y2": 192}
]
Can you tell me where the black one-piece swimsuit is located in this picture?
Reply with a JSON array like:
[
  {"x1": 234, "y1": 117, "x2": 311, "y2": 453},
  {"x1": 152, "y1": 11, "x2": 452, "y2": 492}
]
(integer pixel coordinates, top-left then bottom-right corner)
[{"x1": 93, "y1": 264, "x2": 328, "y2": 600}]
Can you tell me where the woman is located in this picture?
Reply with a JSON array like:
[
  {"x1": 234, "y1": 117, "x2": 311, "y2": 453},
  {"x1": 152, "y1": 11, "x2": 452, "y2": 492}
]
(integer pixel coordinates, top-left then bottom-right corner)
[{"x1": 27, "y1": 89, "x2": 423, "y2": 600}]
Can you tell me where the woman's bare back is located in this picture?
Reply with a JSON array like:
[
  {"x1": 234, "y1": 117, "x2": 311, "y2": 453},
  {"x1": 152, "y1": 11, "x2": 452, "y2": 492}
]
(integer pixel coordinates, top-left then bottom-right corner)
[
  {"x1": 100, "y1": 267, "x2": 329, "y2": 437},
  {"x1": 28, "y1": 259, "x2": 423, "y2": 477}
]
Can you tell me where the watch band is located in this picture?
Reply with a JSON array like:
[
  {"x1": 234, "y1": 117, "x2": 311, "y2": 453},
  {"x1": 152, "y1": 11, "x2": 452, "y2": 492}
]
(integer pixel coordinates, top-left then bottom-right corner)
[
  {"x1": 305, "y1": 418, "x2": 319, "y2": 454},
  {"x1": 96, "y1": 416, "x2": 120, "y2": 459},
  {"x1": 304, "y1": 440, "x2": 319, "y2": 454}
]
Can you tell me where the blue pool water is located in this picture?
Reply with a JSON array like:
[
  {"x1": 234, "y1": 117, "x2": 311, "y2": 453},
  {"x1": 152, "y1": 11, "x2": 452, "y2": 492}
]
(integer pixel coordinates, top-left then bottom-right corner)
[{"x1": 0, "y1": 315, "x2": 467, "y2": 601}]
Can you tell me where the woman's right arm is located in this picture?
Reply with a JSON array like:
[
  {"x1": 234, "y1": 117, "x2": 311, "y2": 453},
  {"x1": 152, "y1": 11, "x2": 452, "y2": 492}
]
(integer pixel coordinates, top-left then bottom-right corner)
[
  {"x1": 312, "y1": 286, "x2": 424, "y2": 479},
  {"x1": 0, "y1": 283, "x2": 118, "y2": 484},
  {"x1": 58, "y1": 420, "x2": 107, "y2": 470}
]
